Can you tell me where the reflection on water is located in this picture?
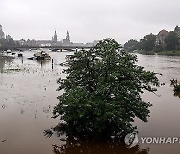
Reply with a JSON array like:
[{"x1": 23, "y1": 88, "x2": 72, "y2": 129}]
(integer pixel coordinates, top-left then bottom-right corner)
[
  {"x1": 36, "y1": 59, "x2": 51, "y2": 68},
  {"x1": 0, "y1": 51, "x2": 180, "y2": 154},
  {"x1": 0, "y1": 54, "x2": 14, "y2": 73},
  {"x1": 1, "y1": 104, "x2": 7, "y2": 109},
  {"x1": 52, "y1": 141, "x2": 149, "y2": 154},
  {"x1": 174, "y1": 91, "x2": 180, "y2": 98}
]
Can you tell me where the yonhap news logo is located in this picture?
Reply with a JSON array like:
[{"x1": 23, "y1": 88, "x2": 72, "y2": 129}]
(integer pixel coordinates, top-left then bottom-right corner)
[
  {"x1": 124, "y1": 132, "x2": 138, "y2": 148},
  {"x1": 124, "y1": 132, "x2": 180, "y2": 148}
]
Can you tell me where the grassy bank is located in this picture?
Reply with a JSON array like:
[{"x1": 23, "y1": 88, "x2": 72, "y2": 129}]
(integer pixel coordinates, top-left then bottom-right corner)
[
  {"x1": 134, "y1": 50, "x2": 180, "y2": 56},
  {"x1": 157, "y1": 50, "x2": 180, "y2": 56}
]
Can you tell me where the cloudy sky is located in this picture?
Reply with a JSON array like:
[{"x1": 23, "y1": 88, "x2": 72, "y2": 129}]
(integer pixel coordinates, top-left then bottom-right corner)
[{"x1": 0, "y1": 0, "x2": 179, "y2": 43}]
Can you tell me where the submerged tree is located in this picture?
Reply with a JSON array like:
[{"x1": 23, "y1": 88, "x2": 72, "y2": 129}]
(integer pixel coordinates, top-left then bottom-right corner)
[{"x1": 52, "y1": 39, "x2": 160, "y2": 141}]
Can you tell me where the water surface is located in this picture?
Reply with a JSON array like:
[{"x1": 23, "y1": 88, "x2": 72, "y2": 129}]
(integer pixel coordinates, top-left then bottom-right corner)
[{"x1": 0, "y1": 51, "x2": 180, "y2": 154}]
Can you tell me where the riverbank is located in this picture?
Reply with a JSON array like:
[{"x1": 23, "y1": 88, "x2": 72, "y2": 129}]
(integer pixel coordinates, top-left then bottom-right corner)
[
  {"x1": 157, "y1": 50, "x2": 180, "y2": 56},
  {"x1": 137, "y1": 50, "x2": 155, "y2": 55},
  {"x1": 136, "y1": 50, "x2": 180, "y2": 56}
]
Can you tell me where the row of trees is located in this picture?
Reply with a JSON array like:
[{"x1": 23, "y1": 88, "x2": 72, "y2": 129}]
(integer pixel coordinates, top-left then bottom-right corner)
[
  {"x1": 124, "y1": 31, "x2": 179, "y2": 52},
  {"x1": 0, "y1": 38, "x2": 19, "y2": 49}
]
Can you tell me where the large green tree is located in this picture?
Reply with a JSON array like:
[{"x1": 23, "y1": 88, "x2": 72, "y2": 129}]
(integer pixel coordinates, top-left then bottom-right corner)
[
  {"x1": 140, "y1": 33, "x2": 156, "y2": 51},
  {"x1": 52, "y1": 39, "x2": 159, "y2": 141},
  {"x1": 164, "y1": 31, "x2": 179, "y2": 50},
  {"x1": 124, "y1": 39, "x2": 140, "y2": 52}
]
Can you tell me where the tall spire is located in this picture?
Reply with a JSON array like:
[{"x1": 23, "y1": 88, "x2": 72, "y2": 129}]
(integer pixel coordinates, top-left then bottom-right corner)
[
  {"x1": 66, "y1": 30, "x2": 70, "y2": 41},
  {"x1": 53, "y1": 30, "x2": 57, "y2": 42}
]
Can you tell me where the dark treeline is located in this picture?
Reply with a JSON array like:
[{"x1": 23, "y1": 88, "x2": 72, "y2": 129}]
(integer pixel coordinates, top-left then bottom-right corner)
[
  {"x1": 124, "y1": 26, "x2": 180, "y2": 52},
  {"x1": 0, "y1": 38, "x2": 19, "y2": 50}
]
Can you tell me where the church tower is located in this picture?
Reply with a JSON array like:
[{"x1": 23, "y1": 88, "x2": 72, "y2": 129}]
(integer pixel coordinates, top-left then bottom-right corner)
[
  {"x1": 66, "y1": 31, "x2": 70, "y2": 41},
  {"x1": 52, "y1": 30, "x2": 58, "y2": 43},
  {"x1": 0, "y1": 24, "x2": 5, "y2": 39},
  {"x1": 62, "y1": 30, "x2": 71, "y2": 45}
]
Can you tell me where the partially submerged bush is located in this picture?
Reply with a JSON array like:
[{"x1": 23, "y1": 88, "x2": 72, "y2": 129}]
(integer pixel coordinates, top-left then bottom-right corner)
[
  {"x1": 173, "y1": 83, "x2": 180, "y2": 98},
  {"x1": 174, "y1": 84, "x2": 180, "y2": 93},
  {"x1": 170, "y1": 79, "x2": 180, "y2": 98}
]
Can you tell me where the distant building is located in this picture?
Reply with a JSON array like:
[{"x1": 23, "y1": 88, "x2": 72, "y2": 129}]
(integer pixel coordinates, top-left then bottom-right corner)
[
  {"x1": 52, "y1": 30, "x2": 58, "y2": 43},
  {"x1": 62, "y1": 31, "x2": 71, "y2": 45},
  {"x1": 155, "y1": 29, "x2": 169, "y2": 48},
  {"x1": 6, "y1": 34, "x2": 12, "y2": 41},
  {"x1": 16, "y1": 30, "x2": 93, "y2": 47},
  {"x1": 72, "y1": 42, "x2": 85, "y2": 47},
  {"x1": 85, "y1": 40, "x2": 99, "y2": 47},
  {"x1": 0, "y1": 24, "x2": 5, "y2": 39},
  {"x1": 37, "y1": 40, "x2": 52, "y2": 46}
]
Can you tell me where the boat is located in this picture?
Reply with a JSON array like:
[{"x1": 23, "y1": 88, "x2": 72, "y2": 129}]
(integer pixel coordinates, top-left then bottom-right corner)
[
  {"x1": 6, "y1": 49, "x2": 12, "y2": 54},
  {"x1": 33, "y1": 51, "x2": 51, "y2": 60}
]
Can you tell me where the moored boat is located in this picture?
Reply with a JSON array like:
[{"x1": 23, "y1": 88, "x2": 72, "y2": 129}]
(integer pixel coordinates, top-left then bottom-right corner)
[{"x1": 34, "y1": 51, "x2": 51, "y2": 60}]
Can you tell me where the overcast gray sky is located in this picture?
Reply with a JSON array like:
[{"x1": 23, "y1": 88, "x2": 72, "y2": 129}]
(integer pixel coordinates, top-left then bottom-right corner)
[{"x1": 0, "y1": 0, "x2": 179, "y2": 43}]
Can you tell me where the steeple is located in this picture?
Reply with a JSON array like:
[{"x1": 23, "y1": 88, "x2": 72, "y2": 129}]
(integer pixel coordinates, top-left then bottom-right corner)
[
  {"x1": 52, "y1": 30, "x2": 57, "y2": 42},
  {"x1": 66, "y1": 30, "x2": 70, "y2": 41},
  {"x1": 54, "y1": 30, "x2": 57, "y2": 42}
]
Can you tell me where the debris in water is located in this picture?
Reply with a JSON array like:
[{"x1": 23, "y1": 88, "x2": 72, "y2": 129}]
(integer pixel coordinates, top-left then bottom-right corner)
[
  {"x1": 2, "y1": 139, "x2": 6, "y2": 142},
  {"x1": 2, "y1": 104, "x2": 7, "y2": 109}
]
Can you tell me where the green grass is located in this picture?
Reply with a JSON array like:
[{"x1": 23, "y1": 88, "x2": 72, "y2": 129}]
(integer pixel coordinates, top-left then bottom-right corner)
[
  {"x1": 127, "y1": 49, "x2": 180, "y2": 56},
  {"x1": 157, "y1": 50, "x2": 180, "y2": 56}
]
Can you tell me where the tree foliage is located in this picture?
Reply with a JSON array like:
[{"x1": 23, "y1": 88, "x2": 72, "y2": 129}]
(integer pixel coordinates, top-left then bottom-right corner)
[
  {"x1": 164, "y1": 31, "x2": 179, "y2": 50},
  {"x1": 139, "y1": 34, "x2": 156, "y2": 51},
  {"x1": 0, "y1": 38, "x2": 18, "y2": 49},
  {"x1": 52, "y1": 39, "x2": 159, "y2": 142},
  {"x1": 124, "y1": 39, "x2": 140, "y2": 52}
]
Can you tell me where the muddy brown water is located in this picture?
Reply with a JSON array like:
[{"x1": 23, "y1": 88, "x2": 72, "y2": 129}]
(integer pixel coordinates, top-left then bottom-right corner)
[{"x1": 0, "y1": 51, "x2": 180, "y2": 154}]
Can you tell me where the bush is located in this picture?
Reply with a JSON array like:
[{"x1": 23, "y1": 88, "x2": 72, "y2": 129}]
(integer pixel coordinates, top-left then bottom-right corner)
[
  {"x1": 52, "y1": 38, "x2": 160, "y2": 142},
  {"x1": 174, "y1": 84, "x2": 180, "y2": 93}
]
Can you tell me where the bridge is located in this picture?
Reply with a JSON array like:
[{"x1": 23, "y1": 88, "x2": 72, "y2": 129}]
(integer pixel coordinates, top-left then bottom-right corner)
[{"x1": 0, "y1": 45, "x2": 93, "y2": 51}]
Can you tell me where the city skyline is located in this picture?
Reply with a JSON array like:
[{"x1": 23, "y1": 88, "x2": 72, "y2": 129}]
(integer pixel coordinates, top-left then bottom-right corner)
[
  {"x1": 0, "y1": 24, "x2": 71, "y2": 42},
  {"x1": 0, "y1": 24, "x2": 98, "y2": 47},
  {"x1": 0, "y1": 0, "x2": 180, "y2": 43},
  {"x1": 0, "y1": 23, "x2": 97, "y2": 45}
]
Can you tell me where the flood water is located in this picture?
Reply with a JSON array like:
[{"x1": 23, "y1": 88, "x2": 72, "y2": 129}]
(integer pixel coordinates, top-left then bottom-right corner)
[{"x1": 0, "y1": 51, "x2": 180, "y2": 154}]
